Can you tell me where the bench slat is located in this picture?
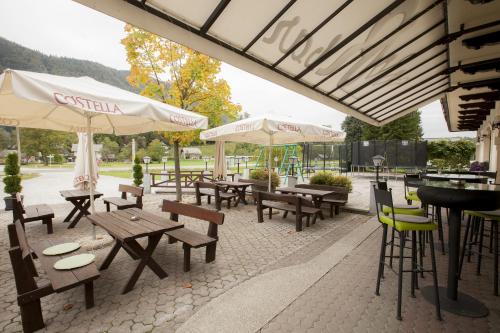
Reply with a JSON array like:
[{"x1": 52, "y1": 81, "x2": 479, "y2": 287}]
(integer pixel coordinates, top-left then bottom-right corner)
[
  {"x1": 166, "y1": 228, "x2": 216, "y2": 248},
  {"x1": 103, "y1": 197, "x2": 136, "y2": 208}
]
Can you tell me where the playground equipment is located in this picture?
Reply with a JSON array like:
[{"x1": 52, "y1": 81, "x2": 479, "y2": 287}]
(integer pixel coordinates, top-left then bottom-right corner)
[{"x1": 255, "y1": 144, "x2": 303, "y2": 181}]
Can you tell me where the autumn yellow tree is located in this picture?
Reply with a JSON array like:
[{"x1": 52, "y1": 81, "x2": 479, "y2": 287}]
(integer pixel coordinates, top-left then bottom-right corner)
[{"x1": 122, "y1": 25, "x2": 241, "y2": 200}]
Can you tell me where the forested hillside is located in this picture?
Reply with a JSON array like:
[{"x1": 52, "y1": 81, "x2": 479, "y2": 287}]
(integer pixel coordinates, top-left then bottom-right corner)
[{"x1": 0, "y1": 37, "x2": 133, "y2": 91}]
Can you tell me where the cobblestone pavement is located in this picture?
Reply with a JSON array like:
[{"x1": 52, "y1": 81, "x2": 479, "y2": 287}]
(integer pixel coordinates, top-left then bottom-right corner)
[
  {"x1": 0, "y1": 192, "x2": 369, "y2": 332},
  {"x1": 260, "y1": 222, "x2": 500, "y2": 332}
]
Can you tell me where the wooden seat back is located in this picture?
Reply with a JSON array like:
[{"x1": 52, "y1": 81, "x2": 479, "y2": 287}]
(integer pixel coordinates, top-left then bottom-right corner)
[
  {"x1": 255, "y1": 191, "x2": 302, "y2": 212},
  {"x1": 12, "y1": 192, "x2": 26, "y2": 222},
  {"x1": 295, "y1": 184, "x2": 348, "y2": 201},
  {"x1": 162, "y1": 200, "x2": 224, "y2": 239},
  {"x1": 118, "y1": 184, "x2": 144, "y2": 208},
  {"x1": 8, "y1": 220, "x2": 40, "y2": 297},
  {"x1": 195, "y1": 181, "x2": 220, "y2": 198}
]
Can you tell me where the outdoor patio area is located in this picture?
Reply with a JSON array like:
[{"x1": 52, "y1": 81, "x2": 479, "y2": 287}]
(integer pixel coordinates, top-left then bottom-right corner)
[{"x1": 0, "y1": 187, "x2": 498, "y2": 332}]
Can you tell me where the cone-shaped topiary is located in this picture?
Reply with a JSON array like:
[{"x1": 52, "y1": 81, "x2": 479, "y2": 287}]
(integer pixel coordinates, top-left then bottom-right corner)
[
  {"x1": 4, "y1": 153, "x2": 22, "y2": 195},
  {"x1": 133, "y1": 157, "x2": 143, "y2": 186}
]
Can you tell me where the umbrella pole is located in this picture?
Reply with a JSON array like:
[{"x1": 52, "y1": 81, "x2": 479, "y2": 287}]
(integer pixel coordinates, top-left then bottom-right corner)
[
  {"x1": 16, "y1": 127, "x2": 21, "y2": 166},
  {"x1": 86, "y1": 115, "x2": 96, "y2": 239},
  {"x1": 268, "y1": 135, "x2": 273, "y2": 192}
]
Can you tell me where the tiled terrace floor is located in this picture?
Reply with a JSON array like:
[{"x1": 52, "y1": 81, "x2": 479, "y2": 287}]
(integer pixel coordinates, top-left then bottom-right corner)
[
  {"x1": 260, "y1": 215, "x2": 500, "y2": 332},
  {"x1": 0, "y1": 193, "x2": 369, "y2": 332}
]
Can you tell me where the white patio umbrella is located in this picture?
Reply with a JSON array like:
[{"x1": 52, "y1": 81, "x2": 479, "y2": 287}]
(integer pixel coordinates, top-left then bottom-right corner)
[
  {"x1": 73, "y1": 133, "x2": 98, "y2": 190},
  {"x1": 0, "y1": 69, "x2": 208, "y2": 237},
  {"x1": 200, "y1": 115, "x2": 345, "y2": 191},
  {"x1": 213, "y1": 141, "x2": 226, "y2": 180}
]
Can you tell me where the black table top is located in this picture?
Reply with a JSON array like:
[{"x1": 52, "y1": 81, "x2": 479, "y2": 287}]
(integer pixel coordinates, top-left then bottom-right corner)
[
  {"x1": 416, "y1": 180, "x2": 500, "y2": 211},
  {"x1": 422, "y1": 173, "x2": 489, "y2": 182}
]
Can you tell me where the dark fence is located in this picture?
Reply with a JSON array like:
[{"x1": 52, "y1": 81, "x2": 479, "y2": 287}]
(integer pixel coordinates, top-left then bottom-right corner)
[{"x1": 301, "y1": 140, "x2": 427, "y2": 173}]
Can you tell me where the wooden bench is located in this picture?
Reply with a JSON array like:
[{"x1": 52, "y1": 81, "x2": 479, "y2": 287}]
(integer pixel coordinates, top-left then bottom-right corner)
[
  {"x1": 295, "y1": 184, "x2": 348, "y2": 217},
  {"x1": 255, "y1": 191, "x2": 321, "y2": 232},
  {"x1": 13, "y1": 193, "x2": 54, "y2": 234},
  {"x1": 102, "y1": 184, "x2": 143, "y2": 212},
  {"x1": 8, "y1": 220, "x2": 99, "y2": 333},
  {"x1": 162, "y1": 200, "x2": 225, "y2": 272},
  {"x1": 194, "y1": 181, "x2": 237, "y2": 210}
]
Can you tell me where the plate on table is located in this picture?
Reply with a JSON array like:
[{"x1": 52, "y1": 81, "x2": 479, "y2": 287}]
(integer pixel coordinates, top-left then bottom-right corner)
[
  {"x1": 43, "y1": 242, "x2": 80, "y2": 256},
  {"x1": 54, "y1": 253, "x2": 95, "y2": 270}
]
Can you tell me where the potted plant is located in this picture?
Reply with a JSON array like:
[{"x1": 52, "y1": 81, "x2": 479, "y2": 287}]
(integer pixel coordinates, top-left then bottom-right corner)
[
  {"x1": 3, "y1": 153, "x2": 22, "y2": 211},
  {"x1": 250, "y1": 169, "x2": 280, "y2": 191},
  {"x1": 133, "y1": 157, "x2": 144, "y2": 186},
  {"x1": 310, "y1": 171, "x2": 352, "y2": 192}
]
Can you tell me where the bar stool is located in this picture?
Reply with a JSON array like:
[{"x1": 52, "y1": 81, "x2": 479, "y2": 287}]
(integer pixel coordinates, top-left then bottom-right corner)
[
  {"x1": 459, "y1": 209, "x2": 499, "y2": 295},
  {"x1": 404, "y1": 174, "x2": 421, "y2": 205},
  {"x1": 374, "y1": 186, "x2": 441, "y2": 320}
]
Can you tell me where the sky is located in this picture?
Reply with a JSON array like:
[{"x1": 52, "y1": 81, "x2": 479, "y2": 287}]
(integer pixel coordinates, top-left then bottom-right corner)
[{"x1": 0, "y1": 0, "x2": 475, "y2": 138}]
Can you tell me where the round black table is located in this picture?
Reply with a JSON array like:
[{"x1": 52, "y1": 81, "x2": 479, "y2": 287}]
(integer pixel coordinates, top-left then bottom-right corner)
[
  {"x1": 417, "y1": 181, "x2": 500, "y2": 317},
  {"x1": 422, "y1": 173, "x2": 489, "y2": 184}
]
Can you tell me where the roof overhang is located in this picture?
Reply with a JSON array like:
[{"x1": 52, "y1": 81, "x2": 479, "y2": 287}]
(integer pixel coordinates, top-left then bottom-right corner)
[{"x1": 74, "y1": 0, "x2": 500, "y2": 129}]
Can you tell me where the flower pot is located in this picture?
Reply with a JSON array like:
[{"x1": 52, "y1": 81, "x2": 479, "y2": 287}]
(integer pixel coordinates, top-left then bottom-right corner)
[{"x1": 4, "y1": 196, "x2": 14, "y2": 211}]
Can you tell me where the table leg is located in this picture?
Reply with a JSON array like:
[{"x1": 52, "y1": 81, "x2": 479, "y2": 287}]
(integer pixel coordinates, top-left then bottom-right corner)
[
  {"x1": 421, "y1": 208, "x2": 489, "y2": 317},
  {"x1": 68, "y1": 199, "x2": 92, "y2": 228},
  {"x1": 239, "y1": 186, "x2": 248, "y2": 205},
  {"x1": 84, "y1": 281, "x2": 94, "y2": 309},
  {"x1": 99, "y1": 241, "x2": 122, "y2": 270},
  {"x1": 314, "y1": 197, "x2": 325, "y2": 220},
  {"x1": 122, "y1": 234, "x2": 166, "y2": 294},
  {"x1": 63, "y1": 205, "x2": 79, "y2": 222}
]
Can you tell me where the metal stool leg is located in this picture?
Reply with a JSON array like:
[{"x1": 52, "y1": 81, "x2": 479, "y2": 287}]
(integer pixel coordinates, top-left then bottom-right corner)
[
  {"x1": 376, "y1": 224, "x2": 388, "y2": 296},
  {"x1": 397, "y1": 231, "x2": 405, "y2": 321},
  {"x1": 477, "y1": 218, "x2": 485, "y2": 275},
  {"x1": 459, "y1": 215, "x2": 472, "y2": 279}
]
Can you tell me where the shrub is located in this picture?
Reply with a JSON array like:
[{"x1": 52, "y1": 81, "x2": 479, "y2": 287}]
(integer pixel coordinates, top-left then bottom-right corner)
[
  {"x1": 310, "y1": 171, "x2": 352, "y2": 192},
  {"x1": 53, "y1": 153, "x2": 65, "y2": 164},
  {"x1": 133, "y1": 157, "x2": 143, "y2": 186},
  {"x1": 250, "y1": 169, "x2": 280, "y2": 188},
  {"x1": 4, "y1": 153, "x2": 22, "y2": 195}
]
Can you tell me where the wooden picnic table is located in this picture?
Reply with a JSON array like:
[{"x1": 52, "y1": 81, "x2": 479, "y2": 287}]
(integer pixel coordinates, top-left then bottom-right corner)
[
  {"x1": 86, "y1": 208, "x2": 184, "y2": 294},
  {"x1": 60, "y1": 189, "x2": 103, "y2": 228},
  {"x1": 30, "y1": 239, "x2": 100, "y2": 308},
  {"x1": 276, "y1": 187, "x2": 334, "y2": 220},
  {"x1": 216, "y1": 180, "x2": 253, "y2": 205}
]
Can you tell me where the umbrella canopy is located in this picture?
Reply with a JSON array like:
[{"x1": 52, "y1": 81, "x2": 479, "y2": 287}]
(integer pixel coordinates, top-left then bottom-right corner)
[
  {"x1": 0, "y1": 69, "x2": 208, "y2": 133},
  {"x1": 200, "y1": 115, "x2": 345, "y2": 144},
  {"x1": 200, "y1": 115, "x2": 345, "y2": 190},
  {"x1": 0, "y1": 69, "x2": 208, "y2": 237},
  {"x1": 73, "y1": 133, "x2": 98, "y2": 190},
  {"x1": 213, "y1": 141, "x2": 226, "y2": 180}
]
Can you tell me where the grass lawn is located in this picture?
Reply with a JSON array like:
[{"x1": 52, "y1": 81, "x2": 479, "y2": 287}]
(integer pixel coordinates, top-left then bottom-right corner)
[{"x1": 100, "y1": 170, "x2": 132, "y2": 179}]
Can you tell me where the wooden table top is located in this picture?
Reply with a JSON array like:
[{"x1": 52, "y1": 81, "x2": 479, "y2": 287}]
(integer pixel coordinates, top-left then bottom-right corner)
[
  {"x1": 277, "y1": 187, "x2": 333, "y2": 197},
  {"x1": 60, "y1": 189, "x2": 103, "y2": 199},
  {"x1": 30, "y1": 239, "x2": 100, "y2": 292},
  {"x1": 87, "y1": 208, "x2": 183, "y2": 242},
  {"x1": 216, "y1": 180, "x2": 253, "y2": 187}
]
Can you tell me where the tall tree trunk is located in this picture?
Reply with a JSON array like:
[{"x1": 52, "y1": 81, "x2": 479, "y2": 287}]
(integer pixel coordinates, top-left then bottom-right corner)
[{"x1": 173, "y1": 140, "x2": 182, "y2": 202}]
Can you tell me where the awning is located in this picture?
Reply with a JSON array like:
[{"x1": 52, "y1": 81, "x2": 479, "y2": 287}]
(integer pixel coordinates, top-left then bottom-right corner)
[{"x1": 75, "y1": 0, "x2": 500, "y2": 130}]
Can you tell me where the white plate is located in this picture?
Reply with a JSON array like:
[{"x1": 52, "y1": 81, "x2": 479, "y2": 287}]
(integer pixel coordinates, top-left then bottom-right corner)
[
  {"x1": 54, "y1": 254, "x2": 95, "y2": 270},
  {"x1": 43, "y1": 243, "x2": 80, "y2": 256}
]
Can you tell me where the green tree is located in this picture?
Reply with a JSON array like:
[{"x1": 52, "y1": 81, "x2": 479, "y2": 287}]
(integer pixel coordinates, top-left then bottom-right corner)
[
  {"x1": 122, "y1": 25, "x2": 241, "y2": 200},
  {"x1": 146, "y1": 139, "x2": 166, "y2": 162},
  {"x1": 133, "y1": 157, "x2": 143, "y2": 186},
  {"x1": 341, "y1": 117, "x2": 364, "y2": 143},
  {"x1": 99, "y1": 137, "x2": 120, "y2": 162},
  {"x1": 3, "y1": 153, "x2": 21, "y2": 195},
  {"x1": 428, "y1": 139, "x2": 475, "y2": 170},
  {"x1": 20, "y1": 128, "x2": 75, "y2": 163},
  {"x1": 341, "y1": 111, "x2": 423, "y2": 142}
]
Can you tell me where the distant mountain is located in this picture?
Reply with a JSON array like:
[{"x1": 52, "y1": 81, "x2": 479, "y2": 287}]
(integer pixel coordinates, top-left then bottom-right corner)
[{"x1": 0, "y1": 36, "x2": 135, "y2": 92}]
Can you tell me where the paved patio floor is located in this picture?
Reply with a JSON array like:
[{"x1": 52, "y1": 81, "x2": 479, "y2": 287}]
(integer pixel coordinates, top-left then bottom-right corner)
[{"x1": 0, "y1": 192, "x2": 369, "y2": 332}]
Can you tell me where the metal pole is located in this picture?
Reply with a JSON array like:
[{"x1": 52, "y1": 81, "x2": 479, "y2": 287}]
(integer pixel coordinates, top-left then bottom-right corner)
[
  {"x1": 323, "y1": 143, "x2": 326, "y2": 172},
  {"x1": 86, "y1": 115, "x2": 96, "y2": 239}
]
